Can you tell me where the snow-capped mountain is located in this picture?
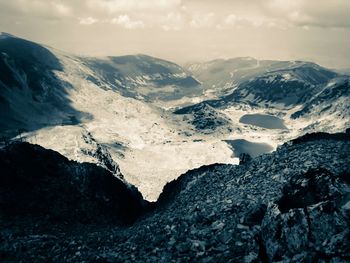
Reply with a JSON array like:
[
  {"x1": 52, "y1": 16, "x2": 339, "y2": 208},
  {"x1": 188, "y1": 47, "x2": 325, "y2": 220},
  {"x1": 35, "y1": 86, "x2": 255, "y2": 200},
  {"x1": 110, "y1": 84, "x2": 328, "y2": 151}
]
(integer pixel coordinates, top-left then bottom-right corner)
[
  {"x1": 178, "y1": 59, "x2": 348, "y2": 136},
  {"x1": 84, "y1": 54, "x2": 201, "y2": 102},
  {"x1": 0, "y1": 33, "x2": 349, "y2": 201},
  {"x1": 186, "y1": 57, "x2": 264, "y2": 96},
  {"x1": 185, "y1": 58, "x2": 337, "y2": 98},
  {"x1": 186, "y1": 59, "x2": 338, "y2": 107},
  {"x1": 0, "y1": 34, "x2": 235, "y2": 200},
  {"x1": 292, "y1": 77, "x2": 350, "y2": 119},
  {"x1": 1, "y1": 33, "x2": 349, "y2": 262},
  {"x1": 219, "y1": 62, "x2": 338, "y2": 107},
  {"x1": 0, "y1": 34, "x2": 89, "y2": 136},
  {"x1": 291, "y1": 77, "x2": 350, "y2": 132}
]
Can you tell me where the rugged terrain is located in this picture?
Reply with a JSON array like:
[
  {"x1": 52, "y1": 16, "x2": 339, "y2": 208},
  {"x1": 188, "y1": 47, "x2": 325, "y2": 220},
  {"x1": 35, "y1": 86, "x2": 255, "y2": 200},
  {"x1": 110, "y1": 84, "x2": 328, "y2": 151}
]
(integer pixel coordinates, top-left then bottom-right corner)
[
  {"x1": 179, "y1": 60, "x2": 349, "y2": 135},
  {"x1": 0, "y1": 33, "x2": 236, "y2": 200},
  {"x1": 0, "y1": 33, "x2": 349, "y2": 203},
  {"x1": 0, "y1": 131, "x2": 349, "y2": 262}
]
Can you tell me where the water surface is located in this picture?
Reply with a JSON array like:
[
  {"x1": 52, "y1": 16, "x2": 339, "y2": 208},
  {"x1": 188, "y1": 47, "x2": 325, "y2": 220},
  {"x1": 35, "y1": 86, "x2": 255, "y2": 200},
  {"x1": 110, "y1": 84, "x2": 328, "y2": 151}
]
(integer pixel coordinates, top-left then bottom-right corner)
[
  {"x1": 225, "y1": 139, "x2": 274, "y2": 158},
  {"x1": 239, "y1": 113, "x2": 287, "y2": 129}
]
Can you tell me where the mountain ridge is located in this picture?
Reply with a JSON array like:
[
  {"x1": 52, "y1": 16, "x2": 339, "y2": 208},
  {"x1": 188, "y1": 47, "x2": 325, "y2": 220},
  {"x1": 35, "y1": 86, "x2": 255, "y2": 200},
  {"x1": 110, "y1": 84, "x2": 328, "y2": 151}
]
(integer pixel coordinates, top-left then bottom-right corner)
[
  {"x1": 1, "y1": 130, "x2": 349, "y2": 262},
  {"x1": 1, "y1": 33, "x2": 349, "y2": 201}
]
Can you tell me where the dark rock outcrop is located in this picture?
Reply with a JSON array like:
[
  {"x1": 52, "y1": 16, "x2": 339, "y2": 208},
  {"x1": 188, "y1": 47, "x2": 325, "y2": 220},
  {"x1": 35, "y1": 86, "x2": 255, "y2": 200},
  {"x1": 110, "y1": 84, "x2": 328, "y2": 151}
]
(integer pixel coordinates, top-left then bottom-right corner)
[
  {"x1": 290, "y1": 130, "x2": 350, "y2": 145},
  {"x1": 174, "y1": 103, "x2": 232, "y2": 132},
  {"x1": 133, "y1": 132, "x2": 350, "y2": 262},
  {"x1": 0, "y1": 132, "x2": 349, "y2": 262},
  {"x1": 81, "y1": 131, "x2": 122, "y2": 177},
  {"x1": 262, "y1": 168, "x2": 350, "y2": 261},
  {"x1": 0, "y1": 142, "x2": 148, "y2": 224},
  {"x1": 239, "y1": 153, "x2": 252, "y2": 165}
]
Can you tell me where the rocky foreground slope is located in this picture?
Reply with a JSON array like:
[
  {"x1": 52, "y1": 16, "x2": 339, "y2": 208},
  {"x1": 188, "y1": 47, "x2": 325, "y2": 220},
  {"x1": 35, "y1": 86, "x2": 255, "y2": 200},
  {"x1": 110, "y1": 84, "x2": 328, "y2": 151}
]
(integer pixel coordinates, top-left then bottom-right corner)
[
  {"x1": 0, "y1": 143, "x2": 148, "y2": 224},
  {"x1": 1, "y1": 131, "x2": 350, "y2": 262}
]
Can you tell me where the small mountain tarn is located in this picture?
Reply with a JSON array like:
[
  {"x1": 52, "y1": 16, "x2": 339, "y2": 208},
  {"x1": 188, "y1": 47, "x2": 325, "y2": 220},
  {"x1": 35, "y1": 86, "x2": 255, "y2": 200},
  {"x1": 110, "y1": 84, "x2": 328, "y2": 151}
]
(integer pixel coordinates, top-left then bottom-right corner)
[
  {"x1": 224, "y1": 139, "x2": 274, "y2": 158},
  {"x1": 239, "y1": 113, "x2": 287, "y2": 130}
]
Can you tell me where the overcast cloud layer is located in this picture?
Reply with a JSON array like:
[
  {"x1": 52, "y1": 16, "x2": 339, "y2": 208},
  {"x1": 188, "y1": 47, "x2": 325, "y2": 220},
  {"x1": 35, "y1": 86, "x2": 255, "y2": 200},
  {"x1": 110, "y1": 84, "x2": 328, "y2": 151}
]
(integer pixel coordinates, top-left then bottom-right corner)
[{"x1": 0, "y1": 0, "x2": 349, "y2": 68}]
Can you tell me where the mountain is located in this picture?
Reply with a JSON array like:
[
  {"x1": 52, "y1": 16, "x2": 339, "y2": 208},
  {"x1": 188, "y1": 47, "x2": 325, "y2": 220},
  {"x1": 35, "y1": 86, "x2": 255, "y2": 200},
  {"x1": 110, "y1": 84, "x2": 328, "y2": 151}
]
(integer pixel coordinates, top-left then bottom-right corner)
[
  {"x1": 0, "y1": 33, "x2": 89, "y2": 137},
  {"x1": 0, "y1": 142, "x2": 148, "y2": 224},
  {"x1": 186, "y1": 58, "x2": 337, "y2": 99},
  {"x1": 177, "y1": 59, "x2": 348, "y2": 135},
  {"x1": 185, "y1": 60, "x2": 338, "y2": 108},
  {"x1": 219, "y1": 62, "x2": 338, "y2": 108},
  {"x1": 0, "y1": 32, "x2": 349, "y2": 262},
  {"x1": 1, "y1": 131, "x2": 349, "y2": 262},
  {"x1": 0, "y1": 33, "x2": 348, "y2": 201},
  {"x1": 291, "y1": 77, "x2": 350, "y2": 120},
  {"x1": 186, "y1": 57, "x2": 287, "y2": 94},
  {"x1": 174, "y1": 102, "x2": 233, "y2": 133},
  {"x1": 84, "y1": 54, "x2": 201, "y2": 102},
  {"x1": 186, "y1": 57, "x2": 264, "y2": 96},
  {"x1": 0, "y1": 34, "x2": 200, "y2": 137},
  {"x1": 0, "y1": 34, "x2": 235, "y2": 201}
]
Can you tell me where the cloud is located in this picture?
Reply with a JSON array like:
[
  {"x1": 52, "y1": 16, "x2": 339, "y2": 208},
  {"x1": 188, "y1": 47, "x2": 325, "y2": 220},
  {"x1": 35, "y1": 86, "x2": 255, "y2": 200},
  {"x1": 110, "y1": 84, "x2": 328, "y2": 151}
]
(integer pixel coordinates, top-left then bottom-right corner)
[
  {"x1": 1, "y1": 0, "x2": 349, "y2": 29},
  {"x1": 111, "y1": 15, "x2": 145, "y2": 29},
  {"x1": 223, "y1": 14, "x2": 262, "y2": 28},
  {"x1": 0, "y1": 0, "x2": 72, "y2": 19},
  {"x1": 263, "y1": 0, "x2": 350, "y2": 28},
  {"x1": 219, "y1": 13, "x2": 286, "y2": 30},
  {"x1": 87, "y1": 0, "x2": 182, "y2": 13},
  {"x1": 214, "y1": 0, "x2": 350, "y2": 30},
  {"x1": 160, "y1": 12, "x2": 183, "y2": 31},
  {"x1": 190, "y1": 12, "x2": 215, "y2": 28},
  {"x1": 79, "y1": 17, "x2": 98, "y2": 25}
]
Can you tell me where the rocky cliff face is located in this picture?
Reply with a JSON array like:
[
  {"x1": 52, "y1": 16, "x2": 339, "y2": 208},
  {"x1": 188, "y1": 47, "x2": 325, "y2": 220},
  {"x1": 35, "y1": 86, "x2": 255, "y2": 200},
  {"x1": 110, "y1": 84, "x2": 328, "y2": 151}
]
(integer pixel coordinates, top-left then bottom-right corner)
[
  {"x1": 0, "y1": 132, "x2": 349, "y2": 262},
  {"x1": 0, "y1": 142, "x2": 148, "y2": 224},
  {"x1": 174, "y1": 103, "x2": 233, "y2": 133},
  {"x1": 146, "y1": 132, "x2": 350, "y2": 262}
]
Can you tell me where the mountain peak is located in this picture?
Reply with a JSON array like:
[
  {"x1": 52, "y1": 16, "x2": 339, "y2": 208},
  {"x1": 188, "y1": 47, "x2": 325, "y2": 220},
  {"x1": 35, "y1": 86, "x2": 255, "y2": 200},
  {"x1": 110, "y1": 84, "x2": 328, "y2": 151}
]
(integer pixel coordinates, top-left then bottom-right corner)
[{"x1": 0, "y1": 32, "x2": 17, "y2": 39}]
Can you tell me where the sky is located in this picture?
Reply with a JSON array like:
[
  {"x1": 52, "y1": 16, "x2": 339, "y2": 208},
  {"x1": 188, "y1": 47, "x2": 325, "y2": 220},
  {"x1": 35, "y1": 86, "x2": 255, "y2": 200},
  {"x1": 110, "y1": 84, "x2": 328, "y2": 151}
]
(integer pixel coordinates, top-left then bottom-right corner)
[{"x1": 0, "y1": 0, "x2": 350, "y2": 68}]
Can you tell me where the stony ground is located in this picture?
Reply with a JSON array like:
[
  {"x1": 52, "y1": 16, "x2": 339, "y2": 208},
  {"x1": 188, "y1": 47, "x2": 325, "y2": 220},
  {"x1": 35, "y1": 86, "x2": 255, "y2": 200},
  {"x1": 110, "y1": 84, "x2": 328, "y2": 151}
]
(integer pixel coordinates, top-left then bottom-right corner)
[{"x1": 1, "y1": 133, "x2": 349, "y2": 262}]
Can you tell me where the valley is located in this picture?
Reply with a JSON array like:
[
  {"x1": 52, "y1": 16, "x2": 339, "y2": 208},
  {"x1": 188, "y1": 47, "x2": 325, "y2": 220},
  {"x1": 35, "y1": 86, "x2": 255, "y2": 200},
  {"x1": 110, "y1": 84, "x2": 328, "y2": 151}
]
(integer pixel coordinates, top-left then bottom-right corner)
[
  {"x1": 1, "y1": 33, "x2": 349, "y2": 201},
  {"x1": 1, "y1": 1, "x2": 349, "y2": 261}
]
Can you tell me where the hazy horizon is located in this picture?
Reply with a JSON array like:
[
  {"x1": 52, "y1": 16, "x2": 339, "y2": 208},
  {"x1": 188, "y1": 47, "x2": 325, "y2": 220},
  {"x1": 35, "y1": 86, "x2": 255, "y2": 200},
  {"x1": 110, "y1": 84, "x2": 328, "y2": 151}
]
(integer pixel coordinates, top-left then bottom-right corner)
[{"x1": 1, "y1": 0, "x2": 350, "y2": 69}]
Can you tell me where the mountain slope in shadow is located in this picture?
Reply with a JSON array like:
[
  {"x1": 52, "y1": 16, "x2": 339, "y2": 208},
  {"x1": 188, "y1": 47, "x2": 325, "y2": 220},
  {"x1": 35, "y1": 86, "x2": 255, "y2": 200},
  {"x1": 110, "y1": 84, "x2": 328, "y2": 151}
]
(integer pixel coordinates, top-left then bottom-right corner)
[
  {"x1": 0, "y1": 131, "x2": 349, "y2": 262},
  {"x1": 0, "y1": 142, "x2": 149, "y2": 224},
  {"x1": 0, "y1": 34, "x2": 91, "y2": 138}
]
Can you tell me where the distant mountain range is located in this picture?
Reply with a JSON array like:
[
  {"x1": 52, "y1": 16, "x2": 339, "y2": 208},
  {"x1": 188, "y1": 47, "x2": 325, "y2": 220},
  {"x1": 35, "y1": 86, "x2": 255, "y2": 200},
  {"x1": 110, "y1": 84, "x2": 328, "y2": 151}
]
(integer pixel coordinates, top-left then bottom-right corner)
[
  {"x1": 1, "y1": 33, "x2": 349, "y2": 136},
  {"x1": 0, "y1": 34, "x2": 200, "y2": 137},
  {"x1": 179, "y1": 58, "x2": 349, "y2": 133},
  {"x1": 184, "y1": 58, "x2": 343, "y2": 108},
  {"x1": 186, "y1": 58, "x2": 335, "y2": 97},
  {"x1": 84, "y1": 54, "x2": 201, "y2": 102},
  {"x1": 0, "y1": 33, "x2": 349, "y2": 199},
  {"x1": 0, "y1": 33, "x2": 349, "y2": 262}
]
